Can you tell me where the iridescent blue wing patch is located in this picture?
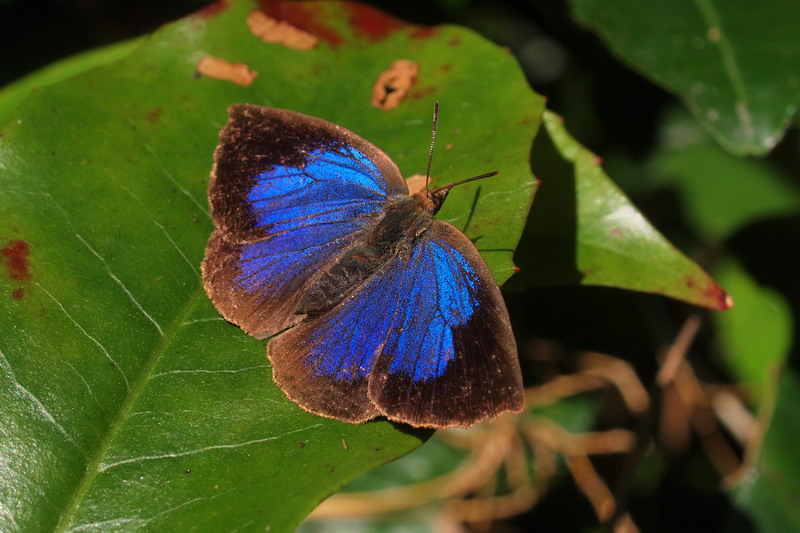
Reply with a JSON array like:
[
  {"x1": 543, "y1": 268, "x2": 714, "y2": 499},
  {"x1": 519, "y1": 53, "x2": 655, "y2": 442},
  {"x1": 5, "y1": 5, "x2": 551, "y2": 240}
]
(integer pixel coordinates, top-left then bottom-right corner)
[
  {"x1": 268, "y1": 221, "x2": 523, "y2": 428},
  {"x1": 202, "y1": 105, "x2": 408, "y2": 338}
]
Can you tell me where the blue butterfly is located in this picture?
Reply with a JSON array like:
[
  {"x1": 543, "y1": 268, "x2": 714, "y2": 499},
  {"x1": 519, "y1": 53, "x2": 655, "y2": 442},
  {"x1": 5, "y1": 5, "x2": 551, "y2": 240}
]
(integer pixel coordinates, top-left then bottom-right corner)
[{"x1": 202, "y1": 104, "x2": 523, "y2": 427}]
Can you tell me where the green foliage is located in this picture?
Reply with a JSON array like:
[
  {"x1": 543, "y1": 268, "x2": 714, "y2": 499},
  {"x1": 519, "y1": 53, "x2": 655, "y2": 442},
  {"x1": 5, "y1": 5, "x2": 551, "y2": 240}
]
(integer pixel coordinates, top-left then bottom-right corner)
[
  {"x1": 511, "y1": 110, "x2": 729, "y2": 309},
  {"x1": 572, "y1": 0, "x2": 800, "y2": 156}
]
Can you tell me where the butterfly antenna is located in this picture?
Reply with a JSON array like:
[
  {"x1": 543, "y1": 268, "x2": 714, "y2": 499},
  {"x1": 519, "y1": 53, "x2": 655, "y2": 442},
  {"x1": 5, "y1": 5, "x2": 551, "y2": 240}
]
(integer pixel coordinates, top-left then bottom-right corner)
[
  {"x1": 424, "y1": 102, "x2": 440, "y2": 189},
  {"x1": 431, "y1": 171, "x2": 499, "y2": 194}
]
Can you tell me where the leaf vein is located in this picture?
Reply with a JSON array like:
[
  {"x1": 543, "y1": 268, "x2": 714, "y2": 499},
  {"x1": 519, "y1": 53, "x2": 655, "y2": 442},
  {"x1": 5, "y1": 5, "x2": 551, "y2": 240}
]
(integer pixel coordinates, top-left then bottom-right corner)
[
  {"x1": 75, "y1": 234, "x2": 164, "y2": 336},
  {"x1": 0, "y1": 348, "x2": 83, "y2": 452},
  {"x1": 37, "y1": 283, "x2": 131, "y2": 391},
  {"x1": 97, "y1": 424, "x2": 322, "y2": 472}
]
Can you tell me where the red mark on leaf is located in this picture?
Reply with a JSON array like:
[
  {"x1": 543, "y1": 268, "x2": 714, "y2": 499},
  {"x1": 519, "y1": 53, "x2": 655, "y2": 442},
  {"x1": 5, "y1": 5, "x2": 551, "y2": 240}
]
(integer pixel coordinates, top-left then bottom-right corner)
[
  {"x1": 610, "y1": 226, "x2": 624, "y2": 237},
  {"x1": 685, "y1": 274, "x2": 733, "y2": 311},
  {"x1": 194, "y1": 0, "x2": 228, "y2": 18},
  {"x1": 2, "y1": 240, "x2": 31, "y2": 282},
  {"x1": 261, "y1": 0, "x2": 344, "y2": 48},
  {"x1": 449, "y1": 35, "x2": 461, "y2": 47},
  {"x1": 705, "y1": 283, "x2": 734, "y2": 310},
  {"x1": 344, "y1": 2, "x2": 405, "y2": 41},
  {"x1": 409, "y1": 26, "x2": 437, "y2": 40},
  {"x1": 12, "y1": 288, "x2": 24, "y2": 300}
]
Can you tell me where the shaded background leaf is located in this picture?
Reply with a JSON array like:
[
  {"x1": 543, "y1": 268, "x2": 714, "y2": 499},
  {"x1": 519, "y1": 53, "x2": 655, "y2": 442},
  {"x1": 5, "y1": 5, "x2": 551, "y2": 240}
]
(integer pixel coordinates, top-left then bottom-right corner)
[{"x1": 571, "y1": 0, "x2": 800, "y2": 156}]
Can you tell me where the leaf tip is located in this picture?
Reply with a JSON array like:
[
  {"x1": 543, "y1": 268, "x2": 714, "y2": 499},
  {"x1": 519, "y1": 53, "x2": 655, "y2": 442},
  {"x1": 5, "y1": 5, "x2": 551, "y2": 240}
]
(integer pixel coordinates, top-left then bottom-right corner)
[
  {"x1": 686, "y1": 273, "x2": 733, "y2": 311},
  {"x1": 708, "y1": 284, "x2": 734, "y2": 311}
]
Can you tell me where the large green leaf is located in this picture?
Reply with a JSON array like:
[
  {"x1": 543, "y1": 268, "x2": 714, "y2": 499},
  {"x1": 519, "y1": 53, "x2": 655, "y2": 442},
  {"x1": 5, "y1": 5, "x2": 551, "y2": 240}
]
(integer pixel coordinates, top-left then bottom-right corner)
[
  {"x1": 0, "y1": 1, "x2": 543, "y2": 531},
  {"x1": 571, "y1": 0, "x2": 800, "y2": 156},
  {"x1": 510, "y1": 110, "x2": 731, "y2": 310}
]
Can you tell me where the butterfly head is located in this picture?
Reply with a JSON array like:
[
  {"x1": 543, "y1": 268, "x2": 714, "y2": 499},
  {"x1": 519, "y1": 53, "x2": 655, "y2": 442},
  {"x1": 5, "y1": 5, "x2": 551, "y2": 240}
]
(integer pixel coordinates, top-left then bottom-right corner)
[
  {"x1": 413, "y1": 187, "x2": 450, "y2": 216},
  {"x1": 417, "y1": 171, "x2": 499, "y2": 216}
]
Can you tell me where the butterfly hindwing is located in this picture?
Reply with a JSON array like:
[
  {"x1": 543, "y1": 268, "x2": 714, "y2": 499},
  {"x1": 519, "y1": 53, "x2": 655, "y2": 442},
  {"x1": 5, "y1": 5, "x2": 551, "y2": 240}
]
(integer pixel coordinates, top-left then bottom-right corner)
[
  {"x1": 202, "y1": 105, "x2": 408, "y2": 338},
  {"x1": 369, "y1": 221, "x2": 523, "y2": 427},
  {"x1": 268, "y1": 220, "x2": 523, "y2": 428}
]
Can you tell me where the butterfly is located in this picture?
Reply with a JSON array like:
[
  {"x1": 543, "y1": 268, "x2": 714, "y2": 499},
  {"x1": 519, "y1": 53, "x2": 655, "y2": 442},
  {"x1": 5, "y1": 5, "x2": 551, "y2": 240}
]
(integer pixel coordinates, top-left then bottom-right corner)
[{"x1": 202, "y1": 104, "x2": 523, "y2": 428}]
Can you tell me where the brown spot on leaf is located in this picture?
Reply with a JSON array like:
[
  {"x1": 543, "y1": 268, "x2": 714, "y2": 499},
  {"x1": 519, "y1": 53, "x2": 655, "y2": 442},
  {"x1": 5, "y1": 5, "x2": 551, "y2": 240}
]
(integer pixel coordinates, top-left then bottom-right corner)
[
  {"x1": 345, "y1": 2, "x2": 406, "y2": 41},
  {"x1": 247, "y1": 10, "x2": 318, "y2": 50},
  {"x1": 371, "y1": 59, "x2": 419, "y2": 110},
  {"x1": 408, "y1": 86, "x2": 437, "y2": 100},
  {"x1": 261, "y1": 0, "x2": 344, "y2": 48},
  {"x1": 2, "y1": 240, "x2": 31, "y2": 282},
  {"x1": 12, "y1": 288, "x2": 24, "y2": 300},
  {"x1": 146, "y1": 108, "x2": 163, "y2": 124},
  {"x1": 440, "y1": 64, "x2": 452, "y2": 72},
  {"x1": 196, "y1": 56, "x2": 258, "y2": 87},
  {"x1": 449, "y1": 35, "x2": 461, "y2": 46}
]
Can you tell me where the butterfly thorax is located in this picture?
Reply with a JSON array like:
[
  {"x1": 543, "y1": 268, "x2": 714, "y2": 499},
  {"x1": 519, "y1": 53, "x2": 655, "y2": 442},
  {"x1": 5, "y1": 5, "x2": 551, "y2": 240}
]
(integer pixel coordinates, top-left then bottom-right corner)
[{"x1": 295, "y1": 192, "x2": 444, "y2": 316}]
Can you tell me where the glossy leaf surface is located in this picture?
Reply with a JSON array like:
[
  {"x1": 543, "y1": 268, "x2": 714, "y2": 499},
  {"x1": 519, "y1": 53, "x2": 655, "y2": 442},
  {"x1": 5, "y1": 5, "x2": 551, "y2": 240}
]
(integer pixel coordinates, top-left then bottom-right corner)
[{"x1": 0, "y1": 1, "x2": 542, "y2": 530}]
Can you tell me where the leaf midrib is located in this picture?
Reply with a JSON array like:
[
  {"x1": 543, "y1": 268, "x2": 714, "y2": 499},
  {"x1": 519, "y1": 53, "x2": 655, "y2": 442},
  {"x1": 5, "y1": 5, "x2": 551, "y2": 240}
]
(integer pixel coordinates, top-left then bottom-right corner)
[{"x1": 54, "y1": 283, "x2": 207, "y2": 531}]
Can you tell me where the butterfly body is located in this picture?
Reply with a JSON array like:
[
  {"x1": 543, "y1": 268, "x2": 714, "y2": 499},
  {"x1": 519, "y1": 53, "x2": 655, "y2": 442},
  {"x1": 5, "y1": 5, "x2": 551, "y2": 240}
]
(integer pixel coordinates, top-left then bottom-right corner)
[
  {"x1": 203, "y1": 104, "x2": 523, "y2": 428},
  {"x1": 299, "y1": 190, "x2": 449, "y2": 315}
]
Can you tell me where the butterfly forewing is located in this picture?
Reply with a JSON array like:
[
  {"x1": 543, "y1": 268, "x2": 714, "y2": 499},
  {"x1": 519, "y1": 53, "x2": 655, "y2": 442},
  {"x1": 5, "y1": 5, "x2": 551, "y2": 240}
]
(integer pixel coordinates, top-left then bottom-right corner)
[{"x1": 202, "y1": 105, "x2": 408, "y2": 339}]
